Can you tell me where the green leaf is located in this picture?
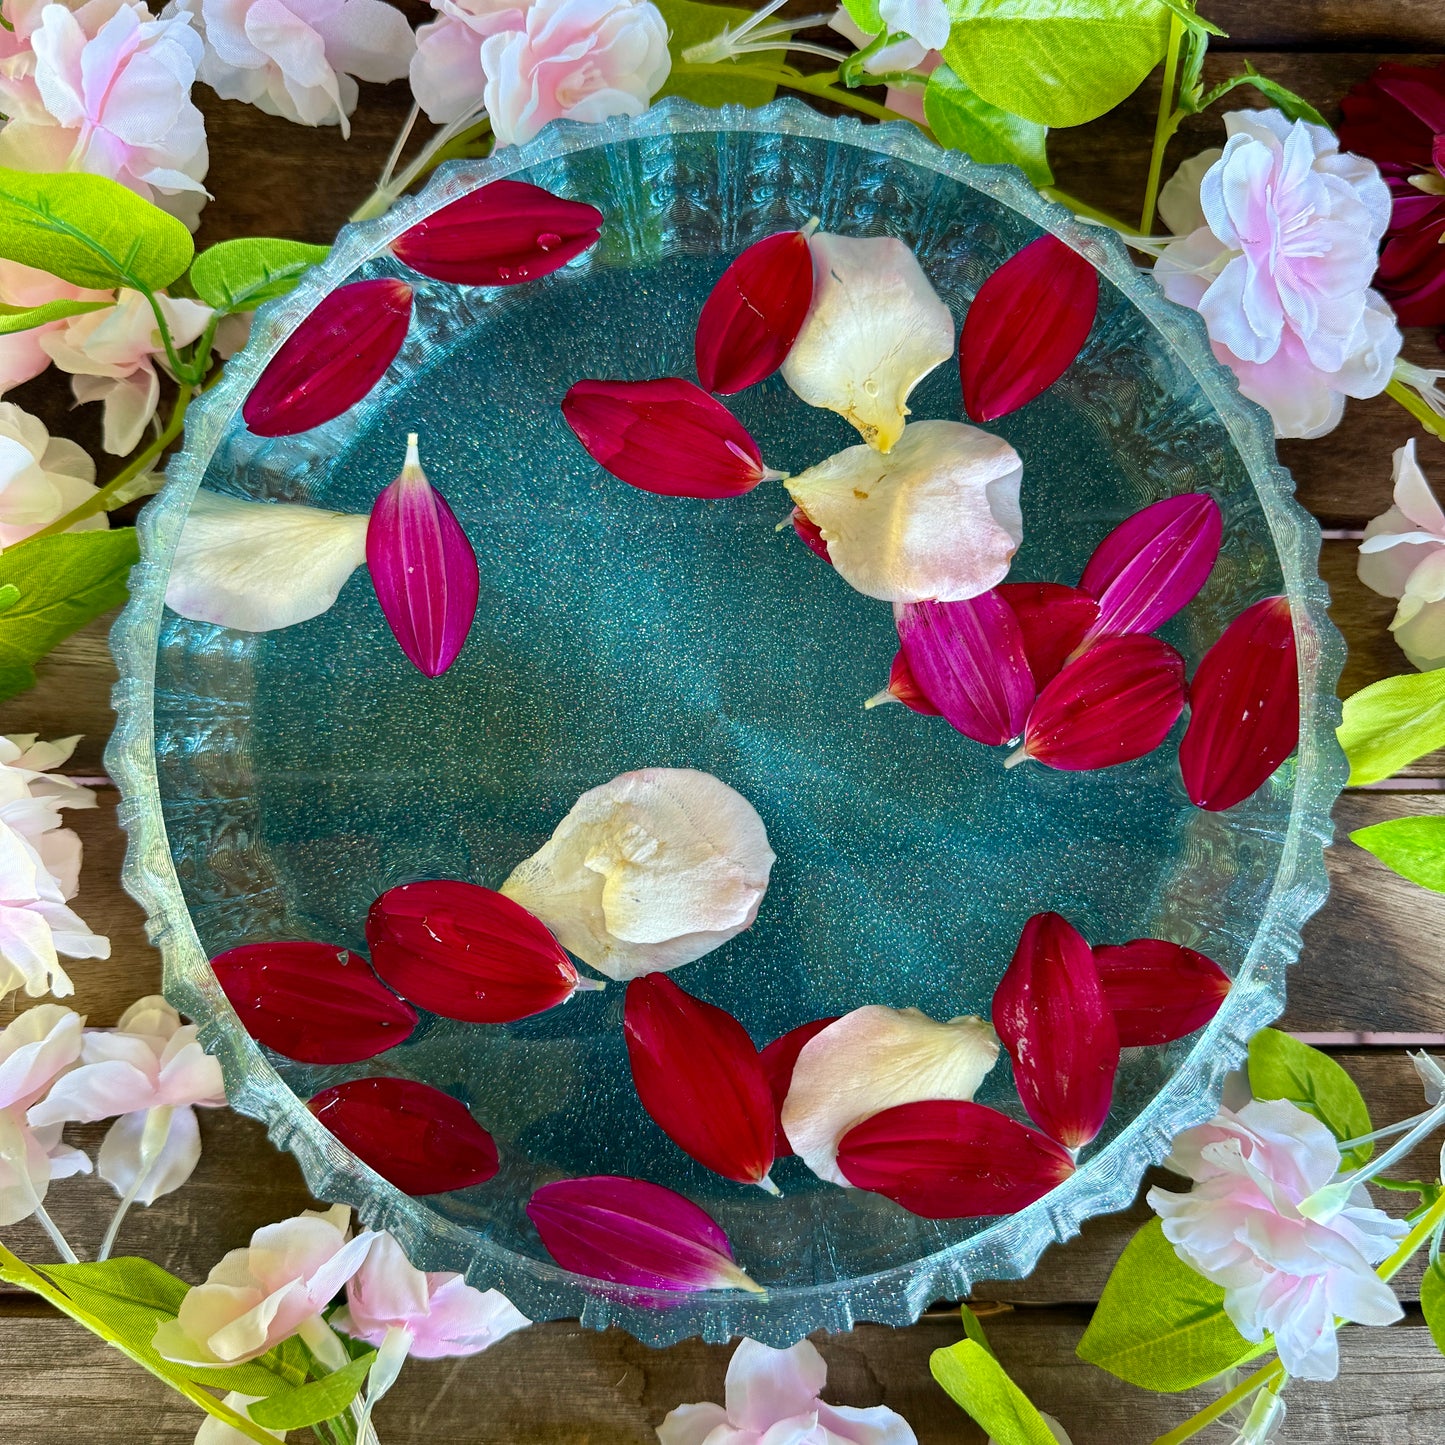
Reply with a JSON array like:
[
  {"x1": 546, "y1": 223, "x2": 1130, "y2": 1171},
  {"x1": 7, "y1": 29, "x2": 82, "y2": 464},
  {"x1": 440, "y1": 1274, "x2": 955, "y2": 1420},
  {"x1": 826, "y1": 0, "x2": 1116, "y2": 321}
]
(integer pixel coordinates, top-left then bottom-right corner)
[
  {"x1": 942, "y1": 0, "x2": 1171, "y2": 128},
  {"x1": 1199, "y1": 64, "x2": 1328, "y2": 128},
  {"x1": 1152, "y1": 0, "x2": 1225, "y2": 36},
  {"x1": 0, "y1": 1245, "x2": 283, "y2": 1445},
  {"x1": 1077, "y1": 1219, "x2": 1261, "y2": 1390},
  {"x1": 1424, "y1": 1258, "x2": 1445, "y2": 1356},
  {"x1": 0, "y1": 584, "x2": 19, "y2": 614},
  {"x1": 0, "y1": 168, "x2": 194, "y2": 292},
  {"x1": 188, "y1": 237, "x2": 331, "y2": 314},
  {"x1": 842, "y1": 0, "x2": 884, "y2": 30},
  {"x1": 0, "y1": 297, "x2": 111, "y2": 335},
  {"x1": 248, "y1": 1351, "x2": 375, "y2": 1431},
  {"x1": 1339, "y1": 670, "x2": 1445, "y2": 785},
  {"x1": 1248, "y1": 1028, "x2": 1373, "y2": 1170},
  {"x1": 931, "y1": 1339, "x2": 1060, "y2": 1444},
  {"x1": 1352, "y1": 816, "x2": 1445, "y2": 893},
  {"x1": 959, "y1": 1302, "x2": 998, "y2": 1359},
  {"x1": 657, "y1": 0, "x2": 786, "y2": 105},
  {"x1": 924, "y1": 65, "x2": 1054, "y2": 186},
  {"x1": 0, "y1": 529, "x2": 139, "y2": 699}
]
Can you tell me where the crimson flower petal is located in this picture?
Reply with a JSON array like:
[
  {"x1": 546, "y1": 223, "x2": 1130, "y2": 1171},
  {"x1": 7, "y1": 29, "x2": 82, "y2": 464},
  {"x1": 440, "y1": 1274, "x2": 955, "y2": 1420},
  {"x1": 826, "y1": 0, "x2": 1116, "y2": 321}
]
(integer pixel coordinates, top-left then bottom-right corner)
[
  {"x1": 211, "y1": 940, "x2": 416, "y2": 1065},
  {"x1": 895, "y1": 593, "x2": 1035, "y2": 746},
  {"x1": 366, "y1": 434, "x2": 479, "y2": 677},
  {"x1": 836, "y1": 1099, "x2": 1075, "y2": 1218},
  {"x1": 791, "y1": 506, "x2": 832, "y2": 564},
  {"x1": 996, "y1": 582, "x2": 1101, "y2": 688},
  {"x1": 865, "y1": 648, "x2": 942, "y2": 716},
  {"x1": 759, "y1": 1017, "x2": 839, "y2": 1158},
  {"x1": 526, "y1": 1175, "x2": 762, "y2": 1293},
  {"x1": 624, "y1": 975, "x2": 777, "y2": 1189},
  {"x1": 367, "y1": 879, "x2": 595, "y2": 1023},
  {"x1": 391, "y1": 178, "x2": 603, "y2": 285},
  {"x1": 992, "y1": 912, "x2": 1119, "y2": 1151},
  {"x1": 1093, "y1": 938, "x2": 1231, "y2": 1047},
  {"x1": 1179, "y1": 595, "x2": 1299, "y2": 811},
  {"x1": 1078, "y1": 493, "x2": 1223, "y2": 642},
  {"x1": 695, "y1": 229, "x2": 814, "y2": 394},
  {"x1": 960, "y1": 234, "x2": 1099, "y2": 423},
  {"x1": 243, "y1": 277, "x2": 412, "y2": 437},
  {"x1": 308, "y1": 1076, "x2": 498, "y2": 1194},
  {"x1": 1016, "y1": 634, "x2": 1186, "y2": 771},
  {"x1": 561, "y1": 377, "x2": 770, "y2": 498}
]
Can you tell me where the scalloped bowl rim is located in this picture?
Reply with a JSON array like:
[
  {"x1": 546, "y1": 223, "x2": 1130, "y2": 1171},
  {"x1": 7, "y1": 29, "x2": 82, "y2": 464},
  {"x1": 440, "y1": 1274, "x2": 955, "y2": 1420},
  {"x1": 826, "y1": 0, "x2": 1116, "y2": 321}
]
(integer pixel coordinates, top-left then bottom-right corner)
[{"x1": 107, "y1": 98, "x2": 1347, "y2": 1346}]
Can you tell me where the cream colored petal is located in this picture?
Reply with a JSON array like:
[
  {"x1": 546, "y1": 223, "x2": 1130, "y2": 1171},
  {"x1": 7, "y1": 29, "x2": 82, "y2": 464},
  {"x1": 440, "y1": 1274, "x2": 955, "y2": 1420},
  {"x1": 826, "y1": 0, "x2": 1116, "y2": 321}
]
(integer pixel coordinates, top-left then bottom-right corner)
[
  {"x1": 781, "y1": 1006, "x2": 1000, "y2": 1186},
  {"x1": 1157, "y1": 149, "x2": 1223, "y2": 237},
  {"x1": 1392, "y1": 439, "x2": 1445, "y2": 535},
  {"x1": 1394, "y1": 596, "x2": 1445, "y2": 671},
  {"x1": 165, "y1": 491, "x2": 368, "y2": 632},
  {"x1": 785, "y1": 419, "x2": 1022, "y2": 602},
  {"x1": 781, "y1": 232, "x2": 954, "y2": 453},
  {"x1": 500, "y1": 768, "x2": 775, "y2": 981}
]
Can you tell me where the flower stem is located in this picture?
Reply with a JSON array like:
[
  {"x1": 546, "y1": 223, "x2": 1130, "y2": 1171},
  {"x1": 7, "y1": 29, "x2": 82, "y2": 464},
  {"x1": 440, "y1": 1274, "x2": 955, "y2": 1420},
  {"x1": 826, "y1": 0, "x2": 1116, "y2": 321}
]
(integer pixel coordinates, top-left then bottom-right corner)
[
  {"x1": 670, "y1": 61, "x2": 912, "y2": 126},
  {"x1": 1387, "y1": 376, "x2": 1445, "y2": 442},
  {"x1": 31, "y1": 1201, "x2": 82, "y2": 1265},
  {"x1": 20, "y1": 384, "x2": 193, "y2": 544},
  {"x1": 96, "y1": 1105, "x2": 173, "y2": 1263},
  {"x1": 1140, "y1": 13, "x2": 1185, "y2": 236}
]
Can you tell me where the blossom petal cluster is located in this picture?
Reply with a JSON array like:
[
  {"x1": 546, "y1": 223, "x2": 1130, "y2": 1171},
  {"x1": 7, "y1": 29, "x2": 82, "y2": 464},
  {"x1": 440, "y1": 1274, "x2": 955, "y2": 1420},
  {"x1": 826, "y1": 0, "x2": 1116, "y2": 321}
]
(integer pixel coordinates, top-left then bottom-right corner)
[
  {"x1": 1358, "y1": 439, "x2": 1445, "y2": 670},
  {"x1": 1155, "y1": 110, "x2": 1401, "y2": 440},
  {"x1": 0, "y1": 402, "x2": 103, "y2": 546},
  {"x1": 1148, "y1": 1098, "x2": 1407, "y2": 1381}
]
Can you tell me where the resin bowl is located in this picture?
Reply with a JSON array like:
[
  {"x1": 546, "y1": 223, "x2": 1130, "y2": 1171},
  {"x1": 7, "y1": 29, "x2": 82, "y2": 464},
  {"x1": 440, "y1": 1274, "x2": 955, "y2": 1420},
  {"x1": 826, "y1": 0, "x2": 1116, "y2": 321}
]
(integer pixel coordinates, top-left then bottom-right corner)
[{"x1": 110, "y1": 99, "x2": 1346, "y2": 1346}]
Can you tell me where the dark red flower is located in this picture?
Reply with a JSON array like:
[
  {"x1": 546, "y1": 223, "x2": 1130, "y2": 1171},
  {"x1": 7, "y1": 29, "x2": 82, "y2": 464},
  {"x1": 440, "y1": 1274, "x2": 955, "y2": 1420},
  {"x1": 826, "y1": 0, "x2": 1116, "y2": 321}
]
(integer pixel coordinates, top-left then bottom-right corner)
[{"x1": 1340, "y1": 61, "x2": 1445, "y2": 327}]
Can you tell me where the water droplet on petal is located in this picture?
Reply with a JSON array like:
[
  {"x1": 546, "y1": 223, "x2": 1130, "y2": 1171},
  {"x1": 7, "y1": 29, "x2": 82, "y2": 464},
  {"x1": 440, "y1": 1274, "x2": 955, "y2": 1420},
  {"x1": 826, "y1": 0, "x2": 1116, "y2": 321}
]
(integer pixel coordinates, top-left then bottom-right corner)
[{"x1": 537, "y1": 231, "x2": 562, "y2": 250}]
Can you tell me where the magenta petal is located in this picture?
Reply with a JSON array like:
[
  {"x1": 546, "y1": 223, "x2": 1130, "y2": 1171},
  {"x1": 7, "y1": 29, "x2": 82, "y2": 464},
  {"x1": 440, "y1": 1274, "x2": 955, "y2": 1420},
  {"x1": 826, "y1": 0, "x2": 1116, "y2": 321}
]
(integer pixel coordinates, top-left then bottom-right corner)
[
  {"x1": 211, "y1": 941, "x2": 416, "y2": 1065},
  {"x1": 1078, "y1": 494, "x2": 1224, "y2": 641},
  {"x1": 243, "y1": 277, "x2": 413, "y2": 437},
  {"x1": 308, "y1": 1076, "x2": 499, "y2": 1195},
  {"x1": 391, "y1": 179, "x2": 603, "y2": 286},
  {"x1": 992, "y1": 912, "x2": 1119, "y2": 1151},
  {"x1": 960, "y1": 235, "x2": 1099, "y2": 422},
  {"x1": 526, "y1": 1176, "x2": 762, "y2": 1294},
  {"x1": 895, "y1": 593, "x2": 1035, "y2": 746},
  {"x1": 561, "y1": 377, "x2": 768, "y2": 498},
  {"x1": 366, "y1": 435, "x2": 480, "y2": 677},
  {"x1": 996, "y1": 582, "x2": 1101, "y2": 688}
]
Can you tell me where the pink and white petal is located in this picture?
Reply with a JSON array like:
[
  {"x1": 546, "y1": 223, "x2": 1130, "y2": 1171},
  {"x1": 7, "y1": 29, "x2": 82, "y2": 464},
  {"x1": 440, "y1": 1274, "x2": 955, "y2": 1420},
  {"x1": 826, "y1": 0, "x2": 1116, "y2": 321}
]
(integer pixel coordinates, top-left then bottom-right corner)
[
  {"x1": 342, "y1": 1232, "x2": 430, "y2": 1332},
  {"x1": 817, "y1": 1401, "x2": 920, "y2": 1444},
  {"x1": 406, "y1": 1277, "x2": 530, "y2": 1358},
  {"x1": 1392, "y1": 597, "x2": 1445, "y2": 670},
  {"x1": 725, "y1": 1338, "x2": 828, "y2": 1433},
  {"x1": 98, "y1": 1103, "x2": 202, "y2": 1203},
  {"x1": 0, "y1": 903, "x2": 66, "y2": 999},
  {"x1": 26, "y1": 1057, "x2": 158, "y2": 1126},
  {"x1": 1157, "y1": 149, "x2": 1223, "y2": 236},
  {"x1": 312, "y1": 0, "x2": 416, "y2": 83},
  {"x1": 165, "y1": 491, "x2": 369, "y2": 632},
  {"x1": 195, "y1": 1392, "x2": 285, "y2": 1444},
  {"x1": 156, "y1": 1038, "x2": 226, "y2": 1108},
  {"x1": 1392, "y1": 440, "x2": 1445, "y2": 535},
  {"x1": 0, "y1": 1113, "x2": 56, "y2": 1226},
  {"x1": 0, "y1": 1006, "x2": 84, "y2": 1110},
  {"x1": 118, "y1": 994, "x2": 181, "y2": 1039},
  {"x1": 655, "y1": 1401, "x2": 733, "y2": 1445}
]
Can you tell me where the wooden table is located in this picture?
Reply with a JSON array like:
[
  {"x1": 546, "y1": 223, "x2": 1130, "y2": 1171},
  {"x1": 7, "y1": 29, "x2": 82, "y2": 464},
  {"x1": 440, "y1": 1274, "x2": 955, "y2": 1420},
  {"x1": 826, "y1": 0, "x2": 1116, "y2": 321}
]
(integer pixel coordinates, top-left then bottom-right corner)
[{"x1": 4, "y1": 3, "x2": 1445, "y2": 1439}]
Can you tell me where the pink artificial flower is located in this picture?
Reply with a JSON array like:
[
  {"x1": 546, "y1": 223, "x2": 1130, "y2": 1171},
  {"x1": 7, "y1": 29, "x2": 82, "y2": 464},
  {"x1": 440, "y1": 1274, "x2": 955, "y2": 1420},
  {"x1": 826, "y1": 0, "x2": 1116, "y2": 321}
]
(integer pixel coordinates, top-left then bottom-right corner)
[
  {"x1": 410, "y1": 0, "x2": 528, "y2": 124},
  {"x1": 41, "y1": 288, "x2": 212, "y2": 455},
  {"x1": 154, "y1": 1203, "x2": 379, "y2": 1366},
  {"x1": 0, "y1": 1004, "x2": 90, "y2": 1228},
  {"x1": 1358, "y1": 439, "x2": 1445, "y2": 669},
  {"x1": 0, "y1": 402, "x2": 104, "y2": 548},
  {"x1": 168, "y1": 0, "x2": 416, "y2": 135},
  {"x1": 657, "y1": 1337, "x2": 918, "y2": 1445},
  {"x1": 827, "y1": 5, "x2": 941, "y2": 125},
  {"x1": 333, "y1": 1232, "x2": 530, "y2": 1358},
  {"x1": 480, "y1": 0, "x2": 671, "y2": 149},
  {"x1": 29, "y1": 995, "x2": 226, "y2": 1205},
  {"x1": 1154, "y1": 110, "x2": 1402, "y2": 440},
  {"x1": 0, "y1": 261, "x2": 112, "y2": 395},
  {"x1": 1148, "y1": 1098, "x2": 1407, "y2": 1381},
  {"x1": 0, "y1": 0, "x2": 210, "y2": 227}
]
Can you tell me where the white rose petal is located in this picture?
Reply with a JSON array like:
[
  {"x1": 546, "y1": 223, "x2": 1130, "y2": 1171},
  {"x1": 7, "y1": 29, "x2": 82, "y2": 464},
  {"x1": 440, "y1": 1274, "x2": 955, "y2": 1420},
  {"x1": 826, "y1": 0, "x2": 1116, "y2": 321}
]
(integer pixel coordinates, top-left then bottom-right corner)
[
  {"x1": 781, "y1": 232, "x2": 954, "y2": 453},
  {"x1": 165, "y1": 491, "x2": 369, "y2": 632},
  {"x1": 500, "y1": 768, "x2": 775, "y2": 982},
  {"x1": 782, "y1": 1005, "x2": 1000, "y2": 1186},
  {"x1": 786, "y1": 419, "x2": 1023, "y2": 602}
]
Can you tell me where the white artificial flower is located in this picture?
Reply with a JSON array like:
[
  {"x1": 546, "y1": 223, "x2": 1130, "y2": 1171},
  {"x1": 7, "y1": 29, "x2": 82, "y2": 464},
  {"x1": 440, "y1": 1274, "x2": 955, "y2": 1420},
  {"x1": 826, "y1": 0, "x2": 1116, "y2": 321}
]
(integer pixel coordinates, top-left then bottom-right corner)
[
  {"x1": 781, "y1": 231, "x2": 954, "y2": 453},
  {"x1": 42, "y1": 290, "x2": 213, "y2": 456},
  {"x1": 1149, "y1": 1098, "x2": 1407, "y2": 1381},
  {"x1": 194, "y1": 1394, "x2": 284, "y2": 1444},
  {"x1": 785, "y1": 419, "x2": 1023, "y2": 602},
  {"x1": 28, "y1": 996, "x2": 226, "y2": 1205},
  {"x1": 1358, "y1": 439, "x2": 1445, "y2": 669},
  {"x1": 501, "y1": 767, "x2": 775, "y2": 981},
  {"x1": 1154, "y1": 110, "x2": 1402, "y2": 440},
  {"x1": 167, "y1": 0, "x2": 415, "y2": 136},
  {"x1": 164, "y1": 490, "x2": 370, "y2": 632},
  {"x1": 410, "y1": 0, "x2": 528, "y2": 125},
  {"x1": 0, "y1": 260, "x2": 113, "y2": 396},
  {"x1": 0, "y1": 402, "x2": 103, "y2": 546}
]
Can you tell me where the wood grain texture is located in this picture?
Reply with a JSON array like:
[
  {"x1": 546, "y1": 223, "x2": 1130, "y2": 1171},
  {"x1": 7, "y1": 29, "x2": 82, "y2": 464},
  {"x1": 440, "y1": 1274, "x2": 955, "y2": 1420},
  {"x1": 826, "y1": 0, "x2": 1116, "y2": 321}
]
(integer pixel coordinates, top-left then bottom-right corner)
[{"x1": 0, "y1": 1308, "x2": 1441, "y2": 1445}]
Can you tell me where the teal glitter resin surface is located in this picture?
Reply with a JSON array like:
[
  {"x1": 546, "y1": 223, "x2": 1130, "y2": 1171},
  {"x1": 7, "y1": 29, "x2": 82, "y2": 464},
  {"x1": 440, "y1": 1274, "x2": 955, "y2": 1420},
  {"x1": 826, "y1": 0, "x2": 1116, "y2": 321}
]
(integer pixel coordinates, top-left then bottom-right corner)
[{"x1": 109, "y1": 101, "x2": 1347, "y2": 1346}]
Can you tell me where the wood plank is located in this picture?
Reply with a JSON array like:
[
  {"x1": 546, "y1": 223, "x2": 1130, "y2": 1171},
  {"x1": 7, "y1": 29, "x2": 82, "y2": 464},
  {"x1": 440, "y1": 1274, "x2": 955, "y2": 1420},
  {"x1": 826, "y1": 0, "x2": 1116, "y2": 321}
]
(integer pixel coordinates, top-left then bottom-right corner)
[
  {"x1": 1207, "y1": 1, "x2": 1445, "y2": 51},
  {"x1": 0, "y1": 1307, "x2": 1441, "y2": 1444},
  {"x1": 0, "y1": 615, "x2": 118, "y2": 777}
]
